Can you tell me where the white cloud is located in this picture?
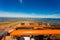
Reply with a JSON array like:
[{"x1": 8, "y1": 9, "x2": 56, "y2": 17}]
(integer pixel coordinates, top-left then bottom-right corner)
[{"x1": 0, "y1": 11, "x2": 60, "y2": 18}]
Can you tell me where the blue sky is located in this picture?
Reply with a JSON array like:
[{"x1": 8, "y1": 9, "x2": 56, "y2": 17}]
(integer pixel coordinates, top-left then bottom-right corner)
[{"x1": 0, "y1": 0, "x2": 60, "y2": 18}]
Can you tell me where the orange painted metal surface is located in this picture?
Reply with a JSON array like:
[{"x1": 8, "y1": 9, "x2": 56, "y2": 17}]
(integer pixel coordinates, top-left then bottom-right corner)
[{"x1": 10, "y1": 30, "x2": 60, "y2": 36}]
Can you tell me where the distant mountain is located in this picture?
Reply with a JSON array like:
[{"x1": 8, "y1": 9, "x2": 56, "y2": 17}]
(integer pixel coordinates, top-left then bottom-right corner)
[{"x1": 0, "y1": 17, "x2": 60, "y2": 22}]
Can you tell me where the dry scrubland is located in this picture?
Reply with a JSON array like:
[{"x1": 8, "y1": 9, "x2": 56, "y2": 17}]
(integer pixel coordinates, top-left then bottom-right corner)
[{"x1": 0, "y1": 20, "x2": 60, "y2": 28}]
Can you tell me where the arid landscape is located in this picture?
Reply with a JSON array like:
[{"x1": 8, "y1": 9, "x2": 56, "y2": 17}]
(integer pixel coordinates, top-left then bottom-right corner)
[{"x1": 0, "y1": 17, "x2": 60, "y2": 28}]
